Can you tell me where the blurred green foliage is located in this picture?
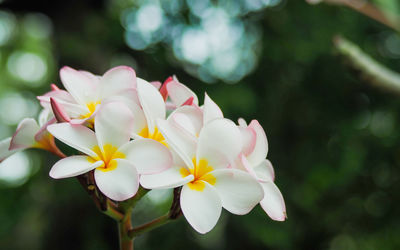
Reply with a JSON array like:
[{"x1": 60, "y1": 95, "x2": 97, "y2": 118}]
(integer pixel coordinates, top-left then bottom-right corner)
[{"x1": 1, "y1": 0, "x2": 400, "y2": 249}]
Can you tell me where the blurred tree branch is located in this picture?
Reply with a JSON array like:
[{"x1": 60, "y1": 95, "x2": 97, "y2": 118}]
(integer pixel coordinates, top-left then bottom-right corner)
[
  {"x1": 307, "y1": 0, "x2": 400, "y2": 32},
  {"x1": 334, "y1": 35, "x2": 400, "y2": 94}
]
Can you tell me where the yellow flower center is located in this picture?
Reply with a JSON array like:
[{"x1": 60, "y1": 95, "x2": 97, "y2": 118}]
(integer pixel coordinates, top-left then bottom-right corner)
[
  {"x1": 80, "y1": 101, "x2": 101, "y2": 120},
  {"x1": 180, "y1": 158, "x2": 216, "y2": 191},
  {"x1": 87, "y1": 144, "x2": 125, "y2": 172},
  {"x1": 138, "y1": 126, "x2": 167, "y2": 147}
]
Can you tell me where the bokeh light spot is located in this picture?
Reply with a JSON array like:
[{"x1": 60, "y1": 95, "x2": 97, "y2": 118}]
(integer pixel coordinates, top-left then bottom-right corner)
[
  {"x1": 0, "y1": 152, "x2": 31, "y2": 187},
  {"x1": 7, "y1": 51, "x2": 48, "y2": 84},
  {"x1": 0, "y1": 92, "x2": 39, "y2": 125},
  {"x1": 0, "y1": 11, "x2": 16, "y2": 46}
]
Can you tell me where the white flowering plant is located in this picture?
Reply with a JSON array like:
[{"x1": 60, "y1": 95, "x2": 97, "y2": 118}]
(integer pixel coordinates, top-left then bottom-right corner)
[{"x1": 0, "y1": 66, "x2": 286, "y2": 250}]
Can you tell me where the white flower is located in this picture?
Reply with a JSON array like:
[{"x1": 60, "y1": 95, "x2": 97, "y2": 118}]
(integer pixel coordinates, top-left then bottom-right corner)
[
  {"x1": 47, "y1": 102, "x2": 172, "y2": 201},
  {"x1": 236, "y1": 118, "x2": 287, "y2": 221},
  {"x1": 140, "y1": 117, "x2": 264, "y2": 234},
  {"x1": 158, "y1": 92, "x2": 287, "y2": 222},
  {"x1": 1, "y1": 109, "x2": 62, "y2": 163},
  {"x1": 38, "y1": 66, "x2": 137, "y2": 125}
]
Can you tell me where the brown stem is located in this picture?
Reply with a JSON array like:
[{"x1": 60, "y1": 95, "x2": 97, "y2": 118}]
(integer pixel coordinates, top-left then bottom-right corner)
[
  {"x1": 128, "y1": 213, "x2": 170, "y2": 238},
  {"x1": 119, "y1": 212, "x2": 134, "y2": 250},
  {"x1": 105, "y1": 200, "x2": 124, "y2": 221},
  {"x1": 343, "y1": 0, "x2": 400, "y2": 32},
  {"x1": 315, "y1": 0, "x2": 400, "y2": 32},
  {"x1": 119, "y1": 187, "x2": 149, "y2": 212},
  {"x1": 169, "y1": 187, "x2": 182, "y2": 219}
]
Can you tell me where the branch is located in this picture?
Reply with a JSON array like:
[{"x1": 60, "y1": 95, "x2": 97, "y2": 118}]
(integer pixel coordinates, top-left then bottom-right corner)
[
  {"x1": 119, "y1": 187, "x2": 149, "y2": 215},
  {"x1": 128, "y1": 213, "x2": 171, "y2": 238},
  {"x1": 334, "y1": 35, "x2": 400, "y2": 94},
  {"x1": 307, "y1": 0, "x2": 400, "y2": 32},
  {"x1": 127, "y1": 187, "x2": 182, "y2": 238}
]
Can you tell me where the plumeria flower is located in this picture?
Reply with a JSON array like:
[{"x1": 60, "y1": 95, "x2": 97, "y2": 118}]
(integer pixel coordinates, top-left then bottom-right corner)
[
  {"x1": 38, "y1": 66, "x2": 137, "y2": 125},
  {"x1": 47, "y1": 102, "x2": 172, "y2": 201},
  {"x1": 236, "y1": 118, "x2": 286, "y2": 221},
  {"x1": 0, "y1": 109, "x2": 63, "y2": 164},
  {"x1": 141, "y1": 117, "x2": 264, "y2": 234},
  {"x1": 167, "y1": 94, "x2": 286, "y2": 221}
]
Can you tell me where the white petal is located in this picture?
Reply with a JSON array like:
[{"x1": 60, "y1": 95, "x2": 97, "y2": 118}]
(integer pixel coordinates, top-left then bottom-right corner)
[
  {"x1": 157, "y1": 119, "x2": 196, "y2": 169},
  {"x1": 171, "y1": 146, "x2": 187, "y2": 167},
  {"x1": 95, "y1": 102, "x2": 133, "y2": 149},
  {"x1": 47, "y1": 123, "x2": 98, "y2": 157},
  {"x1": 203, "y1": 93, "x2": 223, "y2": 124},
  {"x1": 165, "y1": 101, "x2": 176, "y2": 111},
  {"x1": 38, "y1": 89, "x2": 76, "y2": 110},
  {"x1": 231, "y1": 154, "x2": 247, "y2": 172},
  {"x1": 49, "y1": 156, "x2": 103, "y2": 178},
  {"x1": 79, "y1": 70, "x2": 101, "y2": 83},
  {"x1": 34, "y1": 118, "x2": 56, "y2": 142},
  {"x1": 50, "y1": 97, "x2": 71, "y2": 123},
  {"x1": 38, "y1": 108, "x2": 53, "y2": 127},
  {"x1": 247, "y1": 120, "x2": 268, "y2": 166},
  {"x1": 210, "y1": 169, "x2": 263, "y2": 215},
  {"x1": 181, "y1": 182, "x2": 222, "y2": 234},
  {"x1": 166, "y1": 78, "x2": 199, "y2": 106},
  {"x1": 10, "y1": 118, "x2": 40, "y2": 150},
  {"x1": 239, "y1": 126, "x2": 256, "y2": 156},
  {"x1": 107, "y1": 88, "x2": 140, "y2": 107},
  {"x1": 60, "y1": 66, "x2": 98, "y2": 105},
  {"x1": 137, "y1": 78, "x2": 166, "y2": 133},
  {"x1": 259, "y1": 181, "x2": 286, "y2": 221},
  {"x1": 171, "y1": 113, "x2": 196, "y2": 136},
  {"x1": 38, "y1": 93, "x2": 89, "y2": 121},
  {"x1": 0, "y1": 137, "x2": 18, "y2": 162},
  {"x1": 150, "y1": 81, "x2": 162, "y2": 89},
  {"x1": 254, "y1": 159, "x2": 275, "y2": 182},
  {"x1": 235, "y1": 154, "x2": 258, "y2": 180},
  {"x1": 170, "y1": 105, "x2": 203, "y2": 137},
  {"x1": 118, "y1": 139, "x2": 172, "y2": 175},
  {"x1": 50, "y1": 98, "x2": 88, "y2": 118},
  {"x1": 237, "y1": 118, "x2": 247, "y2": 127},
  {"x1": 140, "y1": 166, "x2": 193, "y2": 189},
  {"x1": 130, "y1": 106, "x2": 147, "y2": 136},
  {"x1": 102, "y1": 90, "x2": 146, "y2": 135},
  {"x1": 197, "y1": 118, "x2": 242, "y2": 169},
  {"x1": 99, "y1": 66, "x2": 136, "y2": 98},
  {"x1": 94, "y1": 159, "x2": 139, "y2": 201}
]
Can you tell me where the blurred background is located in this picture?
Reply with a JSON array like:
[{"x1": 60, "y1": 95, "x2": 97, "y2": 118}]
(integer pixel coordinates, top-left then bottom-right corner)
[{"x1": 1, "y1": 0, "x2": 400, "y2": 249}]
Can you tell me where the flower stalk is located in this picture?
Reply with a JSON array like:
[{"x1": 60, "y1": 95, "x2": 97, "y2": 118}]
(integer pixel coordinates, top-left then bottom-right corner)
[
  {"x1": 334, "y1": 35, "x2": 400, "y2": 95},
  {"x1": 119, "y1": 212, "x2": 134, "y2": 250},
  {"x1": 307, "y1": 0, "x2": 400, "y2": 32},
  {"x1": 128, "y1": 213, "x2": 170, "y2": 239},
  {"x1": 128, "y1": 187, "x2": 182, "y2": 239}
]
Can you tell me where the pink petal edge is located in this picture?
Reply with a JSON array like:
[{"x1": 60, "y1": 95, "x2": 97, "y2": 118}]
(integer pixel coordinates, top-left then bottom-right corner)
[{"x1": 51, "y1": 97, "x2": 71, "y2": 123}]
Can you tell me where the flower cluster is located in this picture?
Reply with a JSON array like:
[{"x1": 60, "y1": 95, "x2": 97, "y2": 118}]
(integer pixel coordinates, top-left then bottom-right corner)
[{"x1": 0, "y1": 66, "x2": 286, "y2": 234}]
